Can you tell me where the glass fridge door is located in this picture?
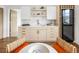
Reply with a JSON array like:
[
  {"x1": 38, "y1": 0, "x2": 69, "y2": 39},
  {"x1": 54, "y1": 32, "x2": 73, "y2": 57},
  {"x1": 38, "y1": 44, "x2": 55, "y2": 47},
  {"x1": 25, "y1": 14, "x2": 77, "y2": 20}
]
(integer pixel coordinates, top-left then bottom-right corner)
[{"x1": 63, "y1": 9, "x2": 70, "y2": 25}]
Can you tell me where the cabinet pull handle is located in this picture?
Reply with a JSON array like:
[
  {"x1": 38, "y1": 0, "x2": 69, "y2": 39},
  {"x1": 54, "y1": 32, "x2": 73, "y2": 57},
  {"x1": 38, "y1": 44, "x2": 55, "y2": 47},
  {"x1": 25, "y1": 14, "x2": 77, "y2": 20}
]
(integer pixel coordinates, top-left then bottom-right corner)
[{"x1": 37, "y1": 30, "x2": 39, "y2": 34}]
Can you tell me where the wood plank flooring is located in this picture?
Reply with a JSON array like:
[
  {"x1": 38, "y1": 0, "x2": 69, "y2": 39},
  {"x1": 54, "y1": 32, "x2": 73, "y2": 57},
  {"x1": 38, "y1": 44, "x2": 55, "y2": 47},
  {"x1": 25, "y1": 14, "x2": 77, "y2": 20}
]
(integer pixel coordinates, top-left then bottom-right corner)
[{"x1": 0, "y1": 37, "x2": 17, "y2": 53}]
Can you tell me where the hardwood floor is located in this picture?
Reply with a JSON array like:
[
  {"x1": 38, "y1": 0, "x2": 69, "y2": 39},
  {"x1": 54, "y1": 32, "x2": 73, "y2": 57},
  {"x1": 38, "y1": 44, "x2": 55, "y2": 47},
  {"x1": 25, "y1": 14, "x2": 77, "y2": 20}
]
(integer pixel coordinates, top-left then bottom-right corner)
[
  {"x1": 0, "y1": 37, "x2": 17, "y2": 53},
  {"x1": 71, "y1": 42, "x2": 79, "y2": 53}
]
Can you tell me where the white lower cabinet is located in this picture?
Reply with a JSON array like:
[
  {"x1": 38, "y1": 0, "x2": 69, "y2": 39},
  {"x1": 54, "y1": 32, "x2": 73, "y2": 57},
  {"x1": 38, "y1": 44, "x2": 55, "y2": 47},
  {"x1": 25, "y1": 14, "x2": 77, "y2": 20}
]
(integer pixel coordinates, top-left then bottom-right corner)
[
  {"x1": 38, "y1": 29, "x2": 47, "y2": 42},
  {"x1": 29, "y1": 28, "x2": 47, "y2": 42},
  {"x1": 30, "y1": 28, "x2": 38, "y2": 42},
  {"x1": 18, "y1": 26, "x2": 58, "y2": 42},
  {"x1": 47, "y1": 27, "x2": 58, "y2": 42}
]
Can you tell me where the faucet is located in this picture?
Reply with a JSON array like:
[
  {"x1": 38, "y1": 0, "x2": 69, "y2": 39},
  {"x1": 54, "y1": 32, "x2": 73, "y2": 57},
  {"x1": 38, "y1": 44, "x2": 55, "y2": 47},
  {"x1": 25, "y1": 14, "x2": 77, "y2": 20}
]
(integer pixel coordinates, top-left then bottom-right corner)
[{"x1": 37, "y1": 20, "x2": 39, "y2": 25}]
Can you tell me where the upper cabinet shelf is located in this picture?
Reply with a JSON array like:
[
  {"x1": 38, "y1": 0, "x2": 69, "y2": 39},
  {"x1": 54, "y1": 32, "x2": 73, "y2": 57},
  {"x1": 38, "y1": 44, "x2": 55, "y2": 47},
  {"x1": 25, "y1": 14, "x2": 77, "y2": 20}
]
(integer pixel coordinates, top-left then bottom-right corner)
[
  {"x1": 31, "y1": 6, "x2": 47, "y2": 17},
  {"x1": 31, "y1": 6, "x2": 46, "y2": 10}
]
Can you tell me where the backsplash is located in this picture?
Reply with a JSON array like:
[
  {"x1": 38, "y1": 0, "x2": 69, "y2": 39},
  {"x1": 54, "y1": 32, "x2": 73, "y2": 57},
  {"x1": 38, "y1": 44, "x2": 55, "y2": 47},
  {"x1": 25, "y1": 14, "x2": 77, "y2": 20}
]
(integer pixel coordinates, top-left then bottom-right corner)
[{"x1": 21, "y1": 19, "x2": 56, "y2": 26}]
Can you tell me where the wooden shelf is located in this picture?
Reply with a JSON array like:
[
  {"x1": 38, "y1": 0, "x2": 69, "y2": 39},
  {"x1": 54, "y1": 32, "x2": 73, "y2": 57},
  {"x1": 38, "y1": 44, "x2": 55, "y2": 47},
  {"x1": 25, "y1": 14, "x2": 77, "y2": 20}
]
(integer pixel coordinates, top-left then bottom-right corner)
[{"x1": 31, "y1": 6, "x2": 47, "y2": 17}]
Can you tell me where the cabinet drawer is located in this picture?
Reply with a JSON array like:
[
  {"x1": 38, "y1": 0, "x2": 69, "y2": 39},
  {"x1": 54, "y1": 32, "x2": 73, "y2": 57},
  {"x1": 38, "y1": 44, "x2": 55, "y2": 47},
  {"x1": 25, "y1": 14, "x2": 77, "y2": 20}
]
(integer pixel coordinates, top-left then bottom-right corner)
[
  {"x1": 48, "y1": 29, "x2": 57, "y2": 32},
  {"x1": 47, "y1": 36, "x2": 57, "y2": 41},
  {"x1": 21, "y1": 30, "x2": 27, "y2": 32},
  {"x1": 47, "y1": 31, "x2": 57, "y2": 35},
  {"x1": 49, "y1": 35, "x2": 57, "y2": 38},
  {"x1": 21, "y1": 33, "x2": 26, "y2": 35}
]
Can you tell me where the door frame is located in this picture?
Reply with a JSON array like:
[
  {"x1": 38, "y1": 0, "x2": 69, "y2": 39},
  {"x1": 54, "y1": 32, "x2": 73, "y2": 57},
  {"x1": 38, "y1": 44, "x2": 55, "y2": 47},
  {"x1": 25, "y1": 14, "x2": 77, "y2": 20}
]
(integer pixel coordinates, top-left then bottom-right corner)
[
  {"x1": 9, "y1": 9, "x2": 11, "y2": 37},
  {"x1": 9, "y1": 9, "x2": 17, "y2": 38},
  {"x1": 0, "y1": 8, "x2": 3, "y2": 39}
]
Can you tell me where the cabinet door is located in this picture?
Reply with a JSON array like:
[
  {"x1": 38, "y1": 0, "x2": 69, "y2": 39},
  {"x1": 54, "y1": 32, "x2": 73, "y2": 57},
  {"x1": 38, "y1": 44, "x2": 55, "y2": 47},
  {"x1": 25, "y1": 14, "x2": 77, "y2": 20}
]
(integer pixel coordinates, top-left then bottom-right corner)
[
  {"x1": 38, "y1": 29, "x2": 47, "y2": 42},
  {"x1": 47, "y1": 27, "x2": 58, "y2": 42},
  {"x1": 18, "y1": 27, "x2": 30, "y2": 38},
  {"x1": 30, "y1": 28, "x2": 38, "y2": 42},
  {"x1": 10, "y1": 10, "x2": 17, "y2": 37},
  {"x1": 21, "y1": 28, "x2": 30, "y2": 37},
  {"x1": 47, "y1": 6, "x2": 56, "y2": 19}
]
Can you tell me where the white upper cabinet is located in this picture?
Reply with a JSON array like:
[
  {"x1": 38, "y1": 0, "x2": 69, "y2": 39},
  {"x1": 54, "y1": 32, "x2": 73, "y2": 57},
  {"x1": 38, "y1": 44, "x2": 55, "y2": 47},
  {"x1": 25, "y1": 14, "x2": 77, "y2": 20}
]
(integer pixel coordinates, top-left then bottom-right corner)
[{"x1": 47, "y1": 6, "x2": 56, "y2": 20}]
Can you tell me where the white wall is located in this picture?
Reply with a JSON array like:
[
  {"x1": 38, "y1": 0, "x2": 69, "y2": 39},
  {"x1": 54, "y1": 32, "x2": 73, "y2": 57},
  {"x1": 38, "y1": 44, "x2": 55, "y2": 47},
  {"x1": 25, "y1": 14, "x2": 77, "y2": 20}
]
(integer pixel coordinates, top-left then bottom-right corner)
[
  {"x1": 0, "y1": 6, "x2": 10, "y2": 38},
  {"x1": 74, "y1": 6, "x2": 79, "y2": 45},
  {"x1": 0, "y1": 5, "x2": 21, "y2": 38}
]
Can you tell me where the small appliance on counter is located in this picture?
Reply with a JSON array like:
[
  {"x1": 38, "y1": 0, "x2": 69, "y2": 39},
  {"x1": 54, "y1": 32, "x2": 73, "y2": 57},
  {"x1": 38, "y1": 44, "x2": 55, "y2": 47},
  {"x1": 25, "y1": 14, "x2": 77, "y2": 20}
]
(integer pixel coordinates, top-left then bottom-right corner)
[{"x1": 22, "y1": 24, "x2": 30, "y2": 26}]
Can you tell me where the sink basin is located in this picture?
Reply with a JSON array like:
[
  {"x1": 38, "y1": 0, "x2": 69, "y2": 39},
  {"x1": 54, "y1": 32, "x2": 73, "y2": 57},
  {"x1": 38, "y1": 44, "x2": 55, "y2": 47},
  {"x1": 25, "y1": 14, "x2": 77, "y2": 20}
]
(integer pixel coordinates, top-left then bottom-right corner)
[{"x1": 19, "y1": 43, "x2": 57, "y2": 53}]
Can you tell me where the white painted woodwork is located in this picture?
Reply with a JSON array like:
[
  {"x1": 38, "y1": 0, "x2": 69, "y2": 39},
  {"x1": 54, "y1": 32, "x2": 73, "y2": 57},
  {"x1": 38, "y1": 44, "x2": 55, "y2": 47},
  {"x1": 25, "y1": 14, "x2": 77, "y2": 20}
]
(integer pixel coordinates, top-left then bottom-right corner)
[
  {"x1": 10, "y1": 10, "x2": 17, "y2": 37},
  {"x1": 18, "y1": 26, "x2": 58, "y2": 42}
]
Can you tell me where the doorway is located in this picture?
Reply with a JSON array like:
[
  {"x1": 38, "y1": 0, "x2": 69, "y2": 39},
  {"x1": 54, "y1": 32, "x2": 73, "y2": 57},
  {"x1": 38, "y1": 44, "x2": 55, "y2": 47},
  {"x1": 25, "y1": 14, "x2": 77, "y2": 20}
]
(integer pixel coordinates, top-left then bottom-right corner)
[
  {"x1": 0, "y1": 8, "x2": 3, "y2": 39},
  {"x1": 9, "y1": 9, "x2": 17, "y2": 38}
]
